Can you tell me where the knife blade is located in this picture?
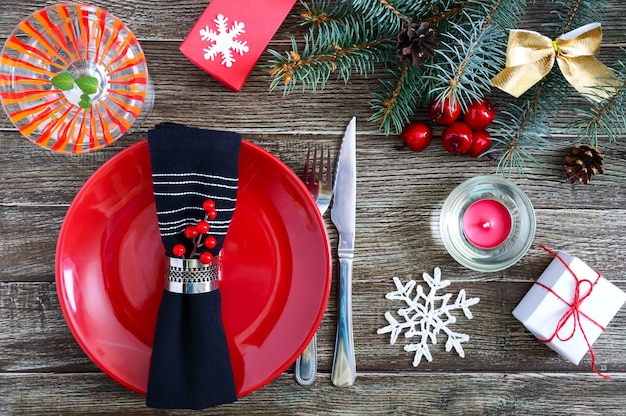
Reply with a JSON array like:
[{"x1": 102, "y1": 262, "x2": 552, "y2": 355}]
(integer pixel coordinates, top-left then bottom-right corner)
[{"x1": 330, "y1": 116, "x2": 357, "y2": 387}]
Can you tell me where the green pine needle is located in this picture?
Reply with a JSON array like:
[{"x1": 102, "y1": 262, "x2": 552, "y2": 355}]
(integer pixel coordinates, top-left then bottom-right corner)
[
  {"x1": 569, "y1": 59, "x2": 626, "y2": 147},
  {"x1": 424, "y1": 17, "x2": 506, "y2": 113},
  {"x1": 266, "y1": 0, "x2": 625, "y2": 178},
  {"x1": 490, "y1": 0, "x2": 623, "y2": 175},
  {"x1": 268, "y1": 0, "x2": 525, "y2": 134}
]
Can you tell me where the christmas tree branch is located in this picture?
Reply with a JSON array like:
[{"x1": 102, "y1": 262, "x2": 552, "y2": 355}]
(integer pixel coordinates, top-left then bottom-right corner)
[
  {"x1": 493, "y1": 84, "x2": 547, "y2": 175},
  {"x1": 267, "y1": 0, "x2": 525, "y2": 133},
  {"x1": 300, "y1": 7, "x2": 335, "y2": 28},
  {"x1": 564, "y1": 0, "x2": 583, "y2": 31},
  {"x1": 373, "y1": 0, "x2": 523, "y2": 132},
  {"x1": 546, "y1": 0, "x2": 604, "y2": 37},
  {"x1": 570, "y1": 59, "x2": 626, "y2": 147},
  {"x1": 378, "y1": 60, "x2": 410, "y2": 120},
  {"x1": 376, "y1": 0, "x2": 409, "y2": 23},
  {"x1": 370, "y1": 60, "x2": 413, "y2": 132},
  {"x1": 440, "y1": 0, "x2": 509, "y2": 103},
  {"x1": 426, "y1": 17, "x2": 507, "y2": 111},
  {"x1": 492, "y1": 0, "x2": 607, "y2": 175},
  {"x1": 268, "y1": 32, "x2": 393, "y2": 92}
]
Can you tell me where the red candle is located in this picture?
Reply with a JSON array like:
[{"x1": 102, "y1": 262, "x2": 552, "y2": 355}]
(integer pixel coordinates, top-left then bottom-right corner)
[{"x1": 462, "y1": 199, "x2": 512, "y2": 249}]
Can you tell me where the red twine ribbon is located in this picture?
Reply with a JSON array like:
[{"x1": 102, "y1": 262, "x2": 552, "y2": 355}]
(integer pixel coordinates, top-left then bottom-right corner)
[{"x1": 536, "y1": 245, "x2": 609, "y2": 379}]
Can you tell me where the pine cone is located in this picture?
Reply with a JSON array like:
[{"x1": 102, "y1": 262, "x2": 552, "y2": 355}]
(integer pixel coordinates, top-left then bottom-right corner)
[
  {"x1": 397, "y1": 22, "x2": 437, "y2": 67},
  {"x1": 563, "y1": 145, "x2": 604, "y2": 184}
]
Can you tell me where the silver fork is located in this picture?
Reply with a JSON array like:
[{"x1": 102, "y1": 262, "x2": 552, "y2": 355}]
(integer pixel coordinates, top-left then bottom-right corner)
[{"x1": 295, "y1": 144, "x2": 332, "y2": 386}]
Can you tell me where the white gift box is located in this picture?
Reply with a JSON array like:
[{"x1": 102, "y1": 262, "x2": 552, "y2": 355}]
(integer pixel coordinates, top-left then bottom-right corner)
[{"x1": 513, "y1": 250, "x2": 626, "y2": 365}]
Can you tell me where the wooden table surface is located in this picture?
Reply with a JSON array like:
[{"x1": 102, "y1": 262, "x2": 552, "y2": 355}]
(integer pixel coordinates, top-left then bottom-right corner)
[{"x1": 2, "y1": 1, "x2": 626, "y2": 415}]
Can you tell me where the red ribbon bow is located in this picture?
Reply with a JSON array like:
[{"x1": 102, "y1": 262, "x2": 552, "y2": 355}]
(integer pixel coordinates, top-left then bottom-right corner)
[{"x1": 535, "y1": 245, "x2": 608, "y2": 379}]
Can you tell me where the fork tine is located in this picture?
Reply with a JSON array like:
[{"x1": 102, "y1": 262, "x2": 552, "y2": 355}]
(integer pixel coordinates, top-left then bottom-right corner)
[
  {"x1": 302, "y1": 146, "x2": 311, "y2": 183},
  {"x1": 324, "y1": 145, "x2": 332, "y2": 190},
  {"x1": 307, "y1": 146, "x2": 317, "y2": 183},
  {"x1": 316, "y1": 145, "x2": 325, "y2": 188}
]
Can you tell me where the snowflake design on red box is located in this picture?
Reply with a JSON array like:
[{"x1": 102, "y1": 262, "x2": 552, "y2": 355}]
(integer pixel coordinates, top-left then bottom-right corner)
[{"x1": 199, "y1": 14, "x2": 249, "y2": 68}]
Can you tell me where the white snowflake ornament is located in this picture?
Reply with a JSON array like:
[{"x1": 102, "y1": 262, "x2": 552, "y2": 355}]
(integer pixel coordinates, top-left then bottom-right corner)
[
  {"x1": 377, "y1": 267, "x2": 480, "y2": 367},
  {"x1": 199, "y1": 14, "x2": 249, "y2": 67}
]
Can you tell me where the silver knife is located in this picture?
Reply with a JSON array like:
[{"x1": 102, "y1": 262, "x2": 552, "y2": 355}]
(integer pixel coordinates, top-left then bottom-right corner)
[{"x1": 330, "y1": 116, "x2": 357, "y2": 387}]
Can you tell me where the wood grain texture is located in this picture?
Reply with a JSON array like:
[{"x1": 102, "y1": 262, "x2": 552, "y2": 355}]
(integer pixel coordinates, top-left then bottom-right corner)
[
  {"x1": 3, "y1": 279, "x2": 626, "y2": 373},
  {"x1": 1, "y1": 0, "x2": 626, "y2": 414},
  {"x1": 2, "y1": 372, "x2": 626, "y2": 415}
]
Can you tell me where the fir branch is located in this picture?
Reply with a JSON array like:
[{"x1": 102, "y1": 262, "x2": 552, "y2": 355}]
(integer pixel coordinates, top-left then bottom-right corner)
[
  {"x1": 370, "y1": 61, "x2": 427, "y2": 133},
  {"x1": 492, "y1": 0, "x2": 607, "y2": 175},
  {"x1": 351, "y1": 0, "x2": 434, "y2": 30},
  {"x1": 373, "y1": 0, "x2": 522, "y2": 132},
  {"x1": 425, "y1": 15, "x2": 507, "y2": 112},
  {"x1": 299, "y1": 0, "x2": 352, "y2": 29},
  {"x1": 543, "y1": 0, "x2": 606, "y2": 36},
  {"x1": 267, "y1": 0, "x2": 525, "y2": 133},
  {"x1": 300, "y1": 0, "x2": 352, "y2": 25},
  {"x1": 487, "y1": 101, "x2": 552, "y2": 176},
  {"x1": 487, "y1": 0, "x2": 527, "y2": 30},
  {"x1": 268, "y1": 25, "x2": 394, "y2": 93},
  {"x1": 427, "y1": 0, "x2": 525, "y2": 109},
  {"x1": 570, "y1": 59, "x2": 626, "y2": 147},
  {"x1": 298, "y1": 1, "x2": 361, "y2": 44},
  {"x1": 349, "y1": 0, "x2": 403, "y2": 34},
  {"x1": 370, "y1": 60, "x2": 411, "y2": 131}
]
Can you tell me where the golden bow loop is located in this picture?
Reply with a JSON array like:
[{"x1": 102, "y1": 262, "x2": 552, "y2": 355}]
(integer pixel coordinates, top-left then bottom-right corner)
[{"x1": 491, "y1": 23, "x2": 621, "y2": 102}]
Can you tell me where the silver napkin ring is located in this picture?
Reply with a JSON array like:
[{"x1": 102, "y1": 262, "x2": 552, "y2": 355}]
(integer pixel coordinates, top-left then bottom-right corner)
[{"x1": 164, "y1": 256, "x2": 221, "y2": 294}]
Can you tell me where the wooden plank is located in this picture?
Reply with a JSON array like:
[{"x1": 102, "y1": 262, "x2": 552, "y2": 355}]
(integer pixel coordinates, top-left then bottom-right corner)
[
  {"x1": 1, "y1": 124, "x2": 626, "y2": 207},
  {"x1": 0, "y1": 206, "x2": 66, "y2": 281},
  {"x1": 1, "y1": 1, "x2": 625, "y2": 43},
  {"x1": 3, "y1": 281, "x2": 626, "y2": 373},
  {"x1": 1, "y1": 372, "x2": 626, "y2": 415},
  {"x1": 3, "y1": 203, "x2": 626, "y2": 282},
  {"x1": 3, "y1": 200, "x2": 626, "y2": 282},
  {"x1": 0, "y1": 282, "x2": 96, "y2": 372}
]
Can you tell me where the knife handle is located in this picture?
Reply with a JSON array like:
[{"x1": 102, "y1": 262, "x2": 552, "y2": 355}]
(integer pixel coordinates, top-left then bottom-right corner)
[{"x1": 331, "y1": 256, "x2": 356, "y2": 387}]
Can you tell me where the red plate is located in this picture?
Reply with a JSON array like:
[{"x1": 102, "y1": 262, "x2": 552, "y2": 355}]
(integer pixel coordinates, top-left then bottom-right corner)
[{"x1": 55, "y1": 139, "x2": 331, "y2": 396}]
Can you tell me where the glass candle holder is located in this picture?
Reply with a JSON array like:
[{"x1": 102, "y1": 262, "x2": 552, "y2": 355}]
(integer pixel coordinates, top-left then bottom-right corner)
[
  {"x1": 0, "y1": 3, "x2": 154, "y2": 153},
  {"x1": 439, "y1": 175, "x2": 536, "y2": 272}
]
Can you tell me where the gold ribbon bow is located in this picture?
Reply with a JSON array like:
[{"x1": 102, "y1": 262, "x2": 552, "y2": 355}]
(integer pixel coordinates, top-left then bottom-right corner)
[{"x1": 491, "y1": 23, "x2": 621, "y2": 102}]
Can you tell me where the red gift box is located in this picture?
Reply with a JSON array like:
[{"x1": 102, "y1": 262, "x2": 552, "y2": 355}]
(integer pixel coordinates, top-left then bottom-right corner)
[{"x1": 180, "y1": 0, "x2": 296, "y2": 92}]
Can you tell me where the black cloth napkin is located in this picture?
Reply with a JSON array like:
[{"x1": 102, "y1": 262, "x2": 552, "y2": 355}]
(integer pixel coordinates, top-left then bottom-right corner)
[{"x1": 146, "y1": 122, "x2": 241, "y2": 410}]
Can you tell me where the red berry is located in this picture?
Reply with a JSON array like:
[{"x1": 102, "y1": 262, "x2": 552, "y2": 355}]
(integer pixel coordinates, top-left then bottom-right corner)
[
  {"x1": 463, "y1": 98, "x2": 495, "y2": 130},
  {"x1": 441, "y1": 122, "x2": 473, "y2": 154},
  {"x1": 172, "y1": 243, "x2": 186, "y2": 257},
  {"x1": 401, "y1": 121, "x2": 432, "y2": 152},
  {"x1": 184, "y1": 225, "x2": 199, "y2": 239},
  {"x1": 466, "y1": 129, "x2": 492, "y2": 158},
  {"x1": 202, "y1": 199, "x2": 216, "y2": 212},
  {"x1": 204, "y1": 236, "x2": 218, "y2": 249},
  {"x1": 429, "y1": 97, "x2": 461, "y2": 125},
  {"x1": 206, "y1": 209, "x2": 218, "y2": 220},
  {"x1": 196, "y1": 220, "x2": 210, "y2": 234},
  {"x1": 199, "y1": 251, "x2": 213, "y2": 264}
]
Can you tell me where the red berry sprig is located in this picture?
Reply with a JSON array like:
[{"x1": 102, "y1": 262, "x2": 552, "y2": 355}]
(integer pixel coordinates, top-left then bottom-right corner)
[
  {"x1": 400, "y1": 97, "x2": 495, "y2": 158},
  {"x1": 171, "y1": 199, "x2": 219, "y2": 264}
]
